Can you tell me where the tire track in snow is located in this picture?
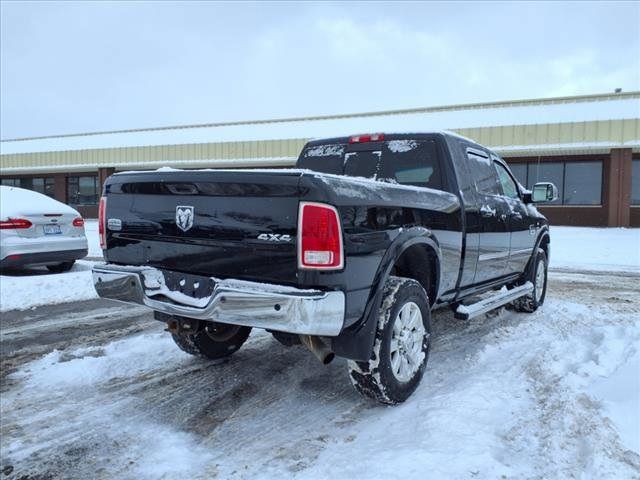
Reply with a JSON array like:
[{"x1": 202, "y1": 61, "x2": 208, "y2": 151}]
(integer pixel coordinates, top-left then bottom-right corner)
[{"x1": 0, "y1": 299, "x2": 154, "y2": 387}]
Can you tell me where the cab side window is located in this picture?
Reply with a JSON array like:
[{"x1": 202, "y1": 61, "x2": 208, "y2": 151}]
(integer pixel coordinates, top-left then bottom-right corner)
[{"x1": 494, "y1": 162, "x2": 519, "y2": 199}]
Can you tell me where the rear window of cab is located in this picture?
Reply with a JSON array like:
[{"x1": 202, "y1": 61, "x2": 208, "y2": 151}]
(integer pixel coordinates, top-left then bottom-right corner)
[{"x1": 299, "y1": 139, "x2": 444, "y2": 191}]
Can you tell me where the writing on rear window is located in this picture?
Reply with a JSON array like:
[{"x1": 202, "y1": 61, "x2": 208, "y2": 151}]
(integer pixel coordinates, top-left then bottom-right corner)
[{"x1": 304, "y1": 144, "x2": 344, "y2": 158}]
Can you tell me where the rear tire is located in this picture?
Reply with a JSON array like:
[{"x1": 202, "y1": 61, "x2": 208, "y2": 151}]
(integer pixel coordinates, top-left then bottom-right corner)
[
  {"x1": 347, "y1": 276, "x2": 431, "y2": 405},
  {"x1": 513, "y1": 248, "x2": 547, "y2": 313},
  {"x1": 46, "y1": 261, "x2": 75, "y2": 273},
  {"x1": 171, "y1": 322, "x2": 251, "y2": 360}
]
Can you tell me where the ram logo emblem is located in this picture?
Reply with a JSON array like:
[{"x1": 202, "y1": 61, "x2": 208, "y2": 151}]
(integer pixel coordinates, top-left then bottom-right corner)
[
  {"x1": 176, "y1": 206, "x2": 195, "y2": 232},
  {"x1": 258, "y1": 233, "x2": 292, "y2": 242}
]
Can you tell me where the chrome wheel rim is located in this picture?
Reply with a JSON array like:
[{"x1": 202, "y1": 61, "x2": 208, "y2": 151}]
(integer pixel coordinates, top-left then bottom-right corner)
[
  {"x1": 389, "y1": 302, "x2": 427, "y2": 383},
  {"x1": 534, "y1": 259, "x2": 545, "y2": 302}
]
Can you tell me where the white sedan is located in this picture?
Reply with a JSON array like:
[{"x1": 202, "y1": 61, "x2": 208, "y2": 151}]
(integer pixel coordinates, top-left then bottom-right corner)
[{"x1": 0, "y1": 185, "x2": 88, "y2": 272}]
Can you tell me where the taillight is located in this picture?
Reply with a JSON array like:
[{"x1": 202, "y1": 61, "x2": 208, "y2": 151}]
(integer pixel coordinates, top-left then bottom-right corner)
[
  {"x1": 0, "y1": 218, "x2": 33, "y2": 229},
  {"x1": 298, "y1": 202, "x2": 343, "y2": 270},
  {"x1": 98, "y1": 197, "x2": 106, "y2": 248},
  {"x1": 348, "y1": 133, "x2": 385, "y2": 144},
  {"x1": 73, "y1": 217, "x2": 85, "y2": 227}
]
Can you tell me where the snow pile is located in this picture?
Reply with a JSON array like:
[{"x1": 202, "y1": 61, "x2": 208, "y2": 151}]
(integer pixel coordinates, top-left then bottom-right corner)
[
  {"x1": 588, "y1": 347, "x2": 640, "y2": 453},
  {"x1": 550, "y1": 227, "x2": 640, "y2": 272},
  {"x1": 14, "y1": 331, "x2": 190, "y2": 388},
  {"x1": 0, "y1": 260, "x2": 98, "y2": 312},
  {"x1": 84, "y1": 219, "x2": 102, "y2": 257},
  {"x1": 298, "y1": 299, "x2": 640, "y2": 479}
]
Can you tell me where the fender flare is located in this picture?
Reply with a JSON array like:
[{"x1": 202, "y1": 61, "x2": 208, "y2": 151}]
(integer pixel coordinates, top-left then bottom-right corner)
[
  {"x1": 525, "y1": 226, "x2": 550, "y2": 277},
  {"x1": 331, "y1": 226, "x2": 442, "y2": 361}
]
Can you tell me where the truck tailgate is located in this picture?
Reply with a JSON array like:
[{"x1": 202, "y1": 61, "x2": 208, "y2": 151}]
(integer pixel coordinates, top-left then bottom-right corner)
[{"x1": 103, "y1": 170, "x2": 303, "y2": 285}]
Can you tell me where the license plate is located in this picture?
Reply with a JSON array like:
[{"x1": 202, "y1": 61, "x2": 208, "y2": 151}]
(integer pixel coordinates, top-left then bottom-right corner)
[{"x1": 43, "y1": 224, "x2": 62, "y2": 235}]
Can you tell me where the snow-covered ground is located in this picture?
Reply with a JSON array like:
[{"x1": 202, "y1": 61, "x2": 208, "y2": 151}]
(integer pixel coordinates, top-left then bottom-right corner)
[
  {"x1": 1, "y1": 271, "x2": 638, "y2": 479},
  {"x1": 550, "y1": 226, "x2": 640, "y2": 272},
  {"x1": 0, "y1": 260, "x2": 98, "y2": 312},
  {"x1": 1, "y1": 224, "x2": 638, "y2": 478}
]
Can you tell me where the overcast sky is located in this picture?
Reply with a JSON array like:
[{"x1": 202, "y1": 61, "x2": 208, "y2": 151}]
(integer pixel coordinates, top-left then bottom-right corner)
[{"x1": 1, "y1": 1, "x2": 639, "y2": 139}]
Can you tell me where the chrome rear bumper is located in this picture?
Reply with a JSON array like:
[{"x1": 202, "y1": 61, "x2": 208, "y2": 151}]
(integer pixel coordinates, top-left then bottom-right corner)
[{"x1": 92, "y1": 264, "x2": 345, "y2": 336}]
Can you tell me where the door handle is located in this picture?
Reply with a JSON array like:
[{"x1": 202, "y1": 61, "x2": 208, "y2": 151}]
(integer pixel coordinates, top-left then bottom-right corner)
[{"x1": 480, "y1": 205, "x2": 496, "y2": 218}]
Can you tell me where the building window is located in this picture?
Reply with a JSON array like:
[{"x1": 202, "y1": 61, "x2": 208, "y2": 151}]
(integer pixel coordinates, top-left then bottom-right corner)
[
  {"x1": 563, "y1": 162, "x2": 602, "y2": 205},
  {"x1": 632, "y1": 160, "x2": 640, "y2": 206},
  {"x1": 506, "y1": 160, "x2": 603, "y2": 206},
  {"x1": 67, "y1": 176, "x2": 98, "y2": 205},
  {"x1": 1, "y1": 177, "x2": 55, "y2": 197},
  {"x1": 1, "y1": 178, "x2": 20, "y2": 187},
  {"x1": 508, "y1": 164, "x2": 527, "y2": 186},
  {"x1": 24, "y1": 177, "x2": 56, "y2": 197}
]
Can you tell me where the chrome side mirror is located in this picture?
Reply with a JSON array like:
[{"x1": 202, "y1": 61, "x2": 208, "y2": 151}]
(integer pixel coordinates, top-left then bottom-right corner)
[{"x1": 531, "y1": 182, "x2": 558, "y2": 203}]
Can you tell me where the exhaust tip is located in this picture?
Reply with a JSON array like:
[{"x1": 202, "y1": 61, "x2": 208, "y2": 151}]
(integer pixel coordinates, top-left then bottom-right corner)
[
  {"x1": 300, "y1": 335, "x2": 335, "y2": 365},
  {"x1": 322, "y1": 352, "x2": 335, "y2": 365}
]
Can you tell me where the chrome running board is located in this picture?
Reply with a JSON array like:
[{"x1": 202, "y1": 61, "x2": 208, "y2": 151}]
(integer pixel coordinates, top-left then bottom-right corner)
[{"x1": 454, "y1": 282, "x2": 533, "y2": 320}]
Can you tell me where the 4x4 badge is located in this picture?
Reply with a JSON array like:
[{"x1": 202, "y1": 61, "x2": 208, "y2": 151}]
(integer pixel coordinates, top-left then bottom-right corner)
[
  {"x1": 258, "y1": 233, "x2": 292, "y2": 242},
  {"x1": 176, "y1": 206, "x2": 194, "y2": 232}
]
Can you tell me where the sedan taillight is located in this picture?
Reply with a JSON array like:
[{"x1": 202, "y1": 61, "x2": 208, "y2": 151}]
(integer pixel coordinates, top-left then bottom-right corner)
[
  {"x1": 98, "y1": 197, "x2": 106, "y2": 248},
  {"x1": 73, "y1": 217, "x2": 85, "y2": 227},
  {"x1": 297, "y1": 202, "x2": 343, "y2": 270},
  {"x1": 0, "y1": 218, "x2": 33, "y2": 229}
]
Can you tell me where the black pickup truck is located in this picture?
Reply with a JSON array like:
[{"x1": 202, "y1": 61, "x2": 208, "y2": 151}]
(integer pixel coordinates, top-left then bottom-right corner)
[{"x1": 93, "y1": 132, "x2": 557, "y2": 404}]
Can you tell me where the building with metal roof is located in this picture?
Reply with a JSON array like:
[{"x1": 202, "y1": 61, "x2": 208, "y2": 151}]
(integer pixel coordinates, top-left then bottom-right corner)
[{"x1": 1, "y1": 91, "x2": 639, "y2": 226}]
